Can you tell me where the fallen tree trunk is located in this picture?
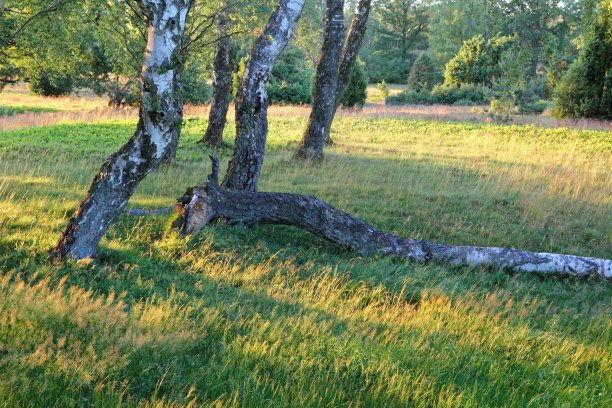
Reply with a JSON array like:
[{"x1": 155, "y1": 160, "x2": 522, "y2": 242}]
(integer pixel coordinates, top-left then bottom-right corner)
[{"x1": 171, "y1": 155, "x2": 612, "y2": 279}]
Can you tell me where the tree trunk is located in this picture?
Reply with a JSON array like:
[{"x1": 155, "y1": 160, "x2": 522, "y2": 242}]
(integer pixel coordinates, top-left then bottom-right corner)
[
  {"x1": 334, "y1": 0, "x2": 371, "y2": 109},
  {"x1": 173, "y1": 155, "x2": 612, "y2": 279},
  {"x1": 294, "y1": 0, "x2": 344, "y2": 160},
  {"x1": 159, "y1": 126, "x2": 181, "y2": 166},
  {"x1": 222, "y1": 0, "x2": 306, "y2": 192},
  {"x1": 295, "y1": 0, "x2": 371, "y2": 154},
  {"x1": 200, "y1": 11, "x2": 231, "y2": 146},
  {"x1": 52, "y1": 0, "x2": 190, "y2": 260}
]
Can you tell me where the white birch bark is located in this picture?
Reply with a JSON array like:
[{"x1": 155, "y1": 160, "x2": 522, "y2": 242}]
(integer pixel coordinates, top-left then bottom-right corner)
[{"x1": 53, "y1": 0, "x2": 191, "y2": 260}]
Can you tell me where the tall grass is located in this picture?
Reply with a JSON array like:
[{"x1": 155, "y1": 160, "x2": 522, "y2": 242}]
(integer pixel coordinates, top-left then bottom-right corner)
[{"x1": 0, "y1": 114, "x2": 610, "y2": 407}]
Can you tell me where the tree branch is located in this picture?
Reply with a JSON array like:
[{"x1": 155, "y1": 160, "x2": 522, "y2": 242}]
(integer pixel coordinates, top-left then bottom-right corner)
[
  {"x1": 1, "y1": 0, "x2": 68, "y2": 50},
  {"x1": 172, "y1": 156, "x2": 612, "y2": 279}
]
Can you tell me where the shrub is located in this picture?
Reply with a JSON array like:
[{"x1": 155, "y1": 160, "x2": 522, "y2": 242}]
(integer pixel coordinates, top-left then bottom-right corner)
[
  {"x1": 407, "y1": 53, "x2": 442, "y2": 93},
  {"x1": 365, "y1": 54, "x2": 415, "y2": 83},
  {"x1": 27, "y1": 69, "x2": 73, "y2": 96},
  {"x1": 518, "y1": 100, "x2": 548, "y2": 115},
  {"x1": 553, "y1": 5, "x2": 612, "y2": 119},
  {"x1": 339, "y1": 59, "x2": 368, "y2": 108},
  {"x1": 387, "y1": 82, "x2": 487, "y2": 106},
  {"x1": 430, "y1": 82, "x2": 487, "y2": 105},
  {"x1": 386, "y1": 89, "x2": 433, "y2": 105},
  {"x1": 444, "y1": 34, "x2": 513, "y2": 87},
  {"x1": 377, "y1": 80, "x2": 389, "y2": 99},
  {"x1": 268, "y1": 81, "x2": 312, "y2": 105},
  {"x1": 182, "y1": 66, "x2": 212, "y2": 105},
  {"x1": 233, "y1": 46, "x2": 314, "y2": 105}
]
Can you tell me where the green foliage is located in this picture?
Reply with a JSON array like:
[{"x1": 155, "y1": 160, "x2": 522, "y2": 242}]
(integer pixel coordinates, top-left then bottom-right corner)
[
  {"x1": 364, "y1": 54, "x2": 415, "y2": 83},
  {"x1": 362, "y1": 0, "x2": 427, "y2": 83},
  {"x1": 428, "y1": 0, "x2": 495, "y2": 67},
  {"x1": 339, "y1": 59, "x2": 368, "y2": 108},
  {"x1": 407, "y1": 53, "x2": 442, "y2": 93},
  {"x1": 268, "y1": 46, "x2": 313, "y2": 105},
  {"x1": 377, "y1": 80, "x2": 390, "y2": 99},
  {"x1": 431, "y1": 83, "x2": 487, "y2": 104},
  {"x1": 26, "y1": 68, "x2": 74, "y2": 96},
  {"x1": 387, "y1": 82, "x2": 487, "y2": 106},
  {"x1": 518, "y1": 100, "x2": 548, "y2": 115},
  {"x1": 444, "y1": 34, "x2": 513, "y2": 87},
  {"x1": 553, "y1": 4, "x2": 612, "y2": 119},
  {"x1": 233, "y1": 46, "x2": 314, "y2": 105},
  {"x1": 386, "y1": 89, "x2": 433, "y2": 105},
  {"x1": 181, "y1": 63, "x2": 212, "y2": 105}
]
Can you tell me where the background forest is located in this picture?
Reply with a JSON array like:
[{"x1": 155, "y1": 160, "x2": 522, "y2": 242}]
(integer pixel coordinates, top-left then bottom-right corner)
[{"x1": 1, "y1": 0, "x2": 610, "y2": 119}]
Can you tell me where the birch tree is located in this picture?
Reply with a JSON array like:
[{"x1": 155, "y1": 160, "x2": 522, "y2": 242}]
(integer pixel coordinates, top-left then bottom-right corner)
[
  {"x1": 200, "y1": 4, "x2": 231, "y2": 146},
  {"x1": 53, "y1": 0, "x2": 191, "y2": 259},
  {"x1": 295, "y1": 0, "x2": 371, "y2": 159},
  {"x1": 222, "y1": 0, "x2": 306, "y2": 191},
  {"x1": 294, "y1": 0, "x2": 345, "y2": 160}
]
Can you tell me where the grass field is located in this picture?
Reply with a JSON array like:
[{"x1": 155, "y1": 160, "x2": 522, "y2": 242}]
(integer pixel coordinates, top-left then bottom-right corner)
[{"x1": 0, "y1": 90, "x2": 611, "y2": 407}]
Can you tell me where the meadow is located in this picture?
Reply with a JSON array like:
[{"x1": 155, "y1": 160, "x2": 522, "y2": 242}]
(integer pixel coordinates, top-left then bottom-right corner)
[{"x1": 0, "y1": 88, "x2": 611, "y2": 407}]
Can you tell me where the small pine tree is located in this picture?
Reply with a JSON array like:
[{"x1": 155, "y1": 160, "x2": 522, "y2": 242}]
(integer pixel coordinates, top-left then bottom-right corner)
[
  {"x1": 340, "y1": 59, "x2": 368, "y2": 108},
  {"x1": 444, "y1": 34, "x2": 513, "y2": 87},
  {"x1": 377, "y1": 80, "x2": 389, "y2": 99},
  {"x1": 407, "y1": 53, "x2": 442, "y2": 93}
]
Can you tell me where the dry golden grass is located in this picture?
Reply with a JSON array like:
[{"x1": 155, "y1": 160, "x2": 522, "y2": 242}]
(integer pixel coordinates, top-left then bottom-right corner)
[{"x1": 1, "y1": 83, "x2": 610, "y2": 133}]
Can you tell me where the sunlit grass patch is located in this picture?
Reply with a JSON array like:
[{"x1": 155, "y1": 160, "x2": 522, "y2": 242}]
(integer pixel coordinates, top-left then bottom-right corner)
[{"x1": 0, "y1": 114, "x2": 610, "y2": 407}]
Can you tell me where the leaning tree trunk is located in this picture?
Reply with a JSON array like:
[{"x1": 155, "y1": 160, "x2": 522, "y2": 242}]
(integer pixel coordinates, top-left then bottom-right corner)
[
  {"x1": 200, "y1": 10, "x2": 231, "y2": 146},
  {"x1": 222, "y1": 0, "x2": 306, "y2": 192},
  {"x1": 52, "y1": 0, "x2": 190, "y2": 260},
  {"x1": 295, "y1": 0, "x2": 371, "y2": 154},
  {"x1": 294, "y1": 0, "x2": 344, "y2": 160},
  {"x1": 172, "y1": 155, "x2": 612, "y2": 279},
  {"x1": 327, "y1": 0, "x2": 371, "y2": 144}
]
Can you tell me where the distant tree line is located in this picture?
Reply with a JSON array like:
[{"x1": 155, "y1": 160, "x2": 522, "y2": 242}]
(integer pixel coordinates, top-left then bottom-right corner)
[{"x1": 1, "y1": 0, "x2": 609, "y2": 119}]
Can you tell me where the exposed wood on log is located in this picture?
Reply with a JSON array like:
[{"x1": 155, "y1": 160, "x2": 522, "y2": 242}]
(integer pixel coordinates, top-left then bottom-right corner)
[{"x1": 172, "y1": 155, "x2": 612, "y2": 279}]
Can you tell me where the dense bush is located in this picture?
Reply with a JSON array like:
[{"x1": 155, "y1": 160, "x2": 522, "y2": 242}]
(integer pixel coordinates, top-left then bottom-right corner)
[
  {"x1": 386, "y1": 89, "x2": 432, "y2": 105},
  {"x1": 27, "y1": 68, "x2": 74, "y2": 96},
  {"x1": 339, "y1": 59, "x2": 368, "y2": 108},
  {"x1": 364, "y1": 54, "x2": 415, "y2": 84},
  {"x1": 182, "y1": 65, "x2": 212, "y2": 105},
  {"x1": 386, "y1": 82, "x2": 487, "y2": 106},
  {"x1": 444, "y1": 34, "x2": 513, "y2": 87},
  {"x1": 407, "y1": 53, "x2": 442, "y2": 93},
  {"x1": 553, "y1": 5, "x2": 612, "y2": 119},
  {"x1": 233, "y1": 46, "x2": 314, "y2": 105},
  {"x1": 268, "y1": 81, "x2": 312, "y2": 105},
  {"x1": 430, "y1": 83, "x2": 487, "y2": 104},
  {"x1": 517, "y1": 100, "x2": 548, "y2": 115}
]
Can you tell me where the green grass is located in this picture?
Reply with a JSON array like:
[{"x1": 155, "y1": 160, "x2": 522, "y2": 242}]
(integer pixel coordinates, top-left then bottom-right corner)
[
  {"x1": 0, "y1": 105, "x2": 59, "y2": 116},
  {"x1": 0, "y1": 115, "x2": 610, "y2": 407}
]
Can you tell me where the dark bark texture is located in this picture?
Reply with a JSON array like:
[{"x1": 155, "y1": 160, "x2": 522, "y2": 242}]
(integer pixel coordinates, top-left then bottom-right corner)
[
  {"x1": 294, "y1": 0, "x2": 345, "y2": 160},
  {"x1": 173, "y1": 156, "x2": 612, "y2": 279},
  {"x1": 200, "y1": 11, "x2": 231, "y2": 146},
  {"x1": 53, "y1": 0, "x2": 190, "y2": 260},
  {"x1": 334, "y1": 0, "x2": 371, "y2": 110},
  {"x1": 296, "y1": 0, "x2": 371, "y2": 155},
  {"x1": 222, "y1": 0, "x2": 306, "y2": 191}
]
